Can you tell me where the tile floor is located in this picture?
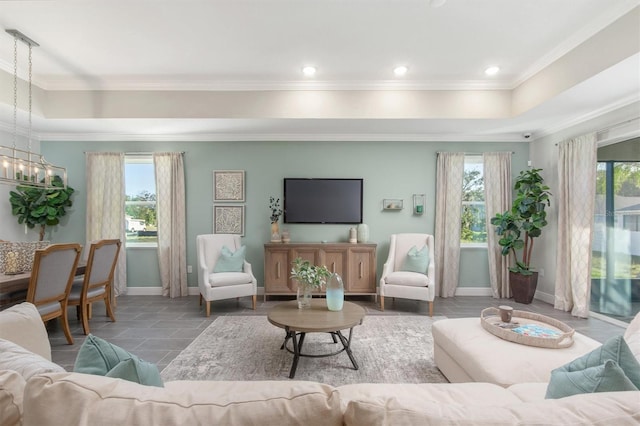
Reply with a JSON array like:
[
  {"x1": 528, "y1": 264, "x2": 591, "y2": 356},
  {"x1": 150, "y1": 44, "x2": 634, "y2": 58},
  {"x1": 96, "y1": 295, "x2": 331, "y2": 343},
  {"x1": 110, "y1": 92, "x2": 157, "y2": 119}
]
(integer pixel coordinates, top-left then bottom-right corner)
[{"x1": 48, "y1": 294, "x2": 629, "y2": 372}]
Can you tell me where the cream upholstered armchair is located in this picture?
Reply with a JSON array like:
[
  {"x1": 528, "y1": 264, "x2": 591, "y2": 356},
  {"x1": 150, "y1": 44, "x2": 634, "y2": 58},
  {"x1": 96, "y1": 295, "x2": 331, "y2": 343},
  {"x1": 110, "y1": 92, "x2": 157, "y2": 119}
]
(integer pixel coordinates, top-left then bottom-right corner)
[
  {"x1": 196, "y1": 234, "x2": 257, "y2": 317},
  {"x1": 379, "y1": 233, "x2": 435, "y2": 317}
]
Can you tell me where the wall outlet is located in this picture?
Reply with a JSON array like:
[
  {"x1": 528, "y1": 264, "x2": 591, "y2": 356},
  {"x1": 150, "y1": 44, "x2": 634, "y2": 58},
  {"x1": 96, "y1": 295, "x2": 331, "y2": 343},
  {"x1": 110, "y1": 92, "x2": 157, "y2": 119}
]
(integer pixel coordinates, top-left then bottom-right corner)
[{"x1": 187, "y1": 265, "x2": 193, "y2": 274}]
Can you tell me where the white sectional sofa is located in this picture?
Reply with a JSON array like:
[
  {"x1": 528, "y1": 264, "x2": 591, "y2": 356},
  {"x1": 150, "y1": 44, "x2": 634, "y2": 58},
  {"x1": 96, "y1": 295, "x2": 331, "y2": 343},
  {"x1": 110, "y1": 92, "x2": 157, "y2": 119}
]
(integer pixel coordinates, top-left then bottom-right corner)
[{"x1": 1, "y1": 302, "x2": 639, "y2": 426}]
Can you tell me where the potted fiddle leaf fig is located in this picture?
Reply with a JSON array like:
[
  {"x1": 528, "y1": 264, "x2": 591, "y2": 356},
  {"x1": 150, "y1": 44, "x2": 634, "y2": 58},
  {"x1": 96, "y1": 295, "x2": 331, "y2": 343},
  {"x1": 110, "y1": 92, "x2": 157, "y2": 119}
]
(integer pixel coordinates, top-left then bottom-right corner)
[
  {"x1": 9, "y1": 175, "x2": 75, "y2": 241},
  {"x1": 490, "y1": 168, "x2": 551, "y2": 303}
]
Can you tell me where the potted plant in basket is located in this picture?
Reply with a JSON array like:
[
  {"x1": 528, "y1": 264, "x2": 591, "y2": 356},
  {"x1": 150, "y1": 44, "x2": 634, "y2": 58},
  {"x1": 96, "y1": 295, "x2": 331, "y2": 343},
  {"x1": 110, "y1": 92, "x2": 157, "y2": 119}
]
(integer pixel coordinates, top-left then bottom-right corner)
[
  {"x1": 489, "y1": 168, "x2": 551, "y2": 304},
  {"x1": 290, "y1": 257, "x2": 331, "y2": 309}
]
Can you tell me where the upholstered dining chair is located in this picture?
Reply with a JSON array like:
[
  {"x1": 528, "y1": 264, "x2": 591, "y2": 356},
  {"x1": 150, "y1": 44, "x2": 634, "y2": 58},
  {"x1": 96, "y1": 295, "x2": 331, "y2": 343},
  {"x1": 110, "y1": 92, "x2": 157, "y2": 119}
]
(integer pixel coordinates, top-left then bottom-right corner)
[
  {"x1": 196, "y1": 234, "x2": 257, "y2": 317},
  {"x1": 26, "y1": 243, "x2": 82, "y2": 344},
  {"x1": 67, "y1": 239, "x2": 121, "y2": 335},
  {"x1": 379, "y1": 233, "x2": 436, "y2": 317}
]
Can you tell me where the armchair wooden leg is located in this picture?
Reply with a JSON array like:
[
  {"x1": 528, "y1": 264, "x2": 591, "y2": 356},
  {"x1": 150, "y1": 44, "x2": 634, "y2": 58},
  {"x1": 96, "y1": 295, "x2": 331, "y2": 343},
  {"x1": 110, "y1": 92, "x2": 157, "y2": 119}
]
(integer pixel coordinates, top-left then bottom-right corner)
[
  {"x1": 380, "y1": 296, "x2": 385, "y2": 311},
  {"x1": 205, "y1": 301, "x2": 211, "y2": 317},
  {"x1": 88, "y1": 303, "x2": 93, "y2": 320},
  {"x1": 429, "y1": 301, "x2": 433, "y2": 318},
  {"x1": 199, "y1": 294, "x2": 202, "y2": 306},
  {"x1": 252, "y1": 295, "x2": 256, "y2": 310}
]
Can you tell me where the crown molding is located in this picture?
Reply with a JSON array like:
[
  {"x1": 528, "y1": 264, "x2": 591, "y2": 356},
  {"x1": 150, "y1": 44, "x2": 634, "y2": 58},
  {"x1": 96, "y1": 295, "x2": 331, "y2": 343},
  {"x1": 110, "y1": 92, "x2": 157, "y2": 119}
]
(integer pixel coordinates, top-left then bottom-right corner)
[
  {"x1": 535, "y1": 94, "x2": 640, "y2": 138},
  {"x1": 512, "y1": 1, "x2": 640, "y2": 88},
  {"x1": 30, "y1": 77, "x2": 512, "y2": 92},
  {"x1": 33, "y1": 131, "x2": 527, "y2": 143}
]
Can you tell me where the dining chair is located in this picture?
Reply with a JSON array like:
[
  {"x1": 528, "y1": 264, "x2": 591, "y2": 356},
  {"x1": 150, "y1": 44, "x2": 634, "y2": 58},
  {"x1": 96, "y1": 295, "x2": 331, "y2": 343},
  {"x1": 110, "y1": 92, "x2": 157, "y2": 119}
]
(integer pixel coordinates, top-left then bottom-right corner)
[
  {"x1": 26, "y1": 243, "x2": 82, "y2": 345},
  {"x1": 67, "y1": 239, "x2": 121, "y2": 335}
]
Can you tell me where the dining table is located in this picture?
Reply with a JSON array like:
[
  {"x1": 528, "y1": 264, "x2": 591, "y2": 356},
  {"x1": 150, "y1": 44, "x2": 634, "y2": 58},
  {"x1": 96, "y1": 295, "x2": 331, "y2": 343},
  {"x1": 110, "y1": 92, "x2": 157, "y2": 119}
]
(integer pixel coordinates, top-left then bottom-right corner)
[{"x1": 0, "y1": 262, "x2": 86, "y2": 310}]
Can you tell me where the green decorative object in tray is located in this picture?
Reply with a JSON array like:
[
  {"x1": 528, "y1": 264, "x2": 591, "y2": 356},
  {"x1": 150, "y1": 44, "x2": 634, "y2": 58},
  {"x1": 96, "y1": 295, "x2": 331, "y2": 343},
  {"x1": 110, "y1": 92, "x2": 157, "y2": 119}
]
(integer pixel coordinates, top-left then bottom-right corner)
[{"x1": 480, "y1": 307, "x2": 575, "y2": 349}]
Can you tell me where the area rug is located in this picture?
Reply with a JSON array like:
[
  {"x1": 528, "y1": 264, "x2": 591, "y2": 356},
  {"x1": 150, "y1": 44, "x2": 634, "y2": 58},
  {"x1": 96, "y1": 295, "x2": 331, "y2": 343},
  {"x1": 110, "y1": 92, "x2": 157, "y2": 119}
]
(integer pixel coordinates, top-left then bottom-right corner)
[{"x1": 161, "y1": 315, "x2": 449, "y2": 386}]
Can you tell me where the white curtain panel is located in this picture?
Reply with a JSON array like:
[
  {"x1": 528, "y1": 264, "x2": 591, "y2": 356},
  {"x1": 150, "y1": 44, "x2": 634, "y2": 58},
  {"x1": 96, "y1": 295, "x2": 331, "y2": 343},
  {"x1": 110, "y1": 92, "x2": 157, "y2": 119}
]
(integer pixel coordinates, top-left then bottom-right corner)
[
  {"x1": 85, "y1": 152, "x2": 127, "y2": 296},
  {"x1": 154, "y1": 152, "x2": 188, "y2": 298},
  {"x1": 555, "y1": 133, "x2": 597, "y2": 318},
  {"x1": 434, "y1": 152, "x2": 464, "y2": 298},
  {"x1": 483, "y1": 152, "x2": 512, "y2": 298}
]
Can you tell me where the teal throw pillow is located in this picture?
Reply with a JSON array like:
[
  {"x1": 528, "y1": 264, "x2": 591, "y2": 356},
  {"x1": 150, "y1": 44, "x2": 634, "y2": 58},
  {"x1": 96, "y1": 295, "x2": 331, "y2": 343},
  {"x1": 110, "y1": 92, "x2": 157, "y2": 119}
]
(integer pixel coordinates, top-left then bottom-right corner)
[
  {"x1": 552, "y1": 335, "x2": 640, "y2": 389},
  {"x1": 402, "y1": 245, "x2": 429, "y2": 274},
  {"x1": 213, "y1": 245, "x2": 246, "y2": 273},
  {"x1": 105, "y1": 358, "x2": 164, "y2": 387},
  {"x1": 545, "y1": 360, "x2": 638, "y2": 399},
  {"x1": 74, "y1": 334, "x2": 163, "y2": 387}
]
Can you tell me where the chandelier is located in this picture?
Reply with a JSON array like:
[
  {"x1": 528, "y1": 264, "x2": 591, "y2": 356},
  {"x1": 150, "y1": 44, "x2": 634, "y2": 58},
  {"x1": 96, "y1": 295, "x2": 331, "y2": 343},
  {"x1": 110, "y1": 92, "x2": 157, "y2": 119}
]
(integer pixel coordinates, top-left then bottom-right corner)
[{"x1": 0, "y1": 29, "x2": 67, "y2": 189}]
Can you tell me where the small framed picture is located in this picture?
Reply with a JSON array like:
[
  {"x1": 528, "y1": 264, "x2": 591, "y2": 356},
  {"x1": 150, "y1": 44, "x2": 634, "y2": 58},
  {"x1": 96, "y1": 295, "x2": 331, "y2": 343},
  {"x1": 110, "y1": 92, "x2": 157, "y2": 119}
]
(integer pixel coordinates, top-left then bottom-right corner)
[
  {"x1": 213, "y1": 170, "x2": 245, "y2": 202},
  {"x1": 213, "y1": 205, "x2": 245, "y2": 236},
  {"x1": 383, "y1": 199, "x2": 404, "y2": 210}
]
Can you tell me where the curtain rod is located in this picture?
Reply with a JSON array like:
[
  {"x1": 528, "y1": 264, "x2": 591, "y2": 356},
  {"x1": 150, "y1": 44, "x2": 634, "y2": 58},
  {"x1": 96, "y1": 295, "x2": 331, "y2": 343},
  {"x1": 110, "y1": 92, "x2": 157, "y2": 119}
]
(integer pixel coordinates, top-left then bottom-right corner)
[
  {"x1": 124, "y1": 151, "x2": 185, "y2": 155},
  {"x1": 436, "y1": 151, "x2": 514, "y2": 154},
  {"x1": 595, "y1": 117, "x2": 639, "y2": 135},
  {"x1": 84, "y1": 151, "x2": 185, "y2": 155},
  {"x1": 554, "y1": 117, "x2": 639, "y2": 146}
]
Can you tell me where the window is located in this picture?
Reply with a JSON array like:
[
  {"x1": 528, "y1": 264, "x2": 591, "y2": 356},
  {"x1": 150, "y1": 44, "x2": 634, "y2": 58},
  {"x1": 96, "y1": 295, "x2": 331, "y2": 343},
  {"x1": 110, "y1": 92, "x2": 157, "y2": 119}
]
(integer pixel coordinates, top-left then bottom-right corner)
[
  {"x1": 125, "y1": 155, "x2": 157, "y2": 247},
  {"x1": 461, "y1": 155, "x2": 487, "y2": 245}
]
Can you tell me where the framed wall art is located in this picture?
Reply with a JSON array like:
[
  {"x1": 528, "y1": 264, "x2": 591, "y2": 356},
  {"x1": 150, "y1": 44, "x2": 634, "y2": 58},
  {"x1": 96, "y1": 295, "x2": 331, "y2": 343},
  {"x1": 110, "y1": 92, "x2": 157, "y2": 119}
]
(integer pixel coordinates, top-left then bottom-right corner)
[
  {"x1": 213, "y1": 205, "x2": 245, "y2": 236},
  {"x1": 213, "y1": 170, "x2": 245, "y2": 202}
]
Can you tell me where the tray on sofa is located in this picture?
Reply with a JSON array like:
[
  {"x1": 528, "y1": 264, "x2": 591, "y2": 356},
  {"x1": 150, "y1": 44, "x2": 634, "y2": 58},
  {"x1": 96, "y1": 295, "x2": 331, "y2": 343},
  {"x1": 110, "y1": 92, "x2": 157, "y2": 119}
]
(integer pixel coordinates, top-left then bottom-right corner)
[{"x1": 480, "y1": 307, "x2": 575, "y2": 349}]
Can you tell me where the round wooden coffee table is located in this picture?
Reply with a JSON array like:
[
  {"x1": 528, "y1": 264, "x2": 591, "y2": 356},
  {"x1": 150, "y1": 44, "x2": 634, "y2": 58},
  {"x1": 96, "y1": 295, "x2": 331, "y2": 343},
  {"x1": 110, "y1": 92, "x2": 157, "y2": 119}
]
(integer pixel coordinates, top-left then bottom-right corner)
[{"x1": 268, "y1": 299, "x2": 366, "y2": 378}]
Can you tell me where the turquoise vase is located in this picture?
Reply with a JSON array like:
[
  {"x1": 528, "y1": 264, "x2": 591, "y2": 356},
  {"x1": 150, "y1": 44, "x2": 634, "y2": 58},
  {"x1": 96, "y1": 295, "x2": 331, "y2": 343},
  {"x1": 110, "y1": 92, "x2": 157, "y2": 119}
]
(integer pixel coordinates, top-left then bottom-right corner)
[{"x1": 326, "y1": 273, "x2": 344, "y2": 311}]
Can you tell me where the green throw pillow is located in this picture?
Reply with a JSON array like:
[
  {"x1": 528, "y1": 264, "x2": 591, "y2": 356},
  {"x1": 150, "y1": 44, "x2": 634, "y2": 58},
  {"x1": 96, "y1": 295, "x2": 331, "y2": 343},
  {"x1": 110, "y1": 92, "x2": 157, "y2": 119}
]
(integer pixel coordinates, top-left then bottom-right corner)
[
  {"x1": 402, "y1": 245, "x2": 429, "y2": 274},
  {"x1": 74, "y1": 334, "x2": 163, "y2": 387},
  {"x1": 546, "y1": 360, "x2": 638, "y2": 399},
  {"x1": 552, "y1": 335, "x2": 640, "y2": 389},
  {"x1": 105, "y1": 358, "x2": 164, "y2": 387},
  {"x1": 213, "y1": 245, "x2": 246, "y2": 273}
]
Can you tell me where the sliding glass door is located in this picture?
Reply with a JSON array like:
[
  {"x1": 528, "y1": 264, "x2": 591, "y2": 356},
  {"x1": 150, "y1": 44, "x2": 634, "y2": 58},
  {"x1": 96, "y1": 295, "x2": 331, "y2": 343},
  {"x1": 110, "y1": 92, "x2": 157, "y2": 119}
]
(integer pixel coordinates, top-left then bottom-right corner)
[{"x1": 591, "y1": 161, "x2": 640, "y2": 322}]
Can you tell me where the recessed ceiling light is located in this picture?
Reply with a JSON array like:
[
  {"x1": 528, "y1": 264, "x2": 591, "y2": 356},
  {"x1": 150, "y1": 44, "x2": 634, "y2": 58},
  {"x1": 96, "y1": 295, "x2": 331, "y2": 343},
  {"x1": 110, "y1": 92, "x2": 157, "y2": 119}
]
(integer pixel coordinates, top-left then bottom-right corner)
[
  {"x1": 302, "y1": 66, "x2": 316, "y2": 77},
  {"x1": 485, "y1": 66, "x2": 500, "y2": 76},
  {"x1": 394, "y1": 66, "x2": 409, "y2": 76},
  {"x1": 429, "y1": 0, "x2": 447, "y2": 8}
]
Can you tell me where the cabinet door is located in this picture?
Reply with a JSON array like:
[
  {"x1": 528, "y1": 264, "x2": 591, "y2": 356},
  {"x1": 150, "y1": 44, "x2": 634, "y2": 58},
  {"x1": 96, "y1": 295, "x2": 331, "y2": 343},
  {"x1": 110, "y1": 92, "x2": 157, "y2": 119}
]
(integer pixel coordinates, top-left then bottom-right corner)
[
  {"x1": 290, "y1": 247, "x2": 321, "y2": 292},
  {"x1": 264, "y1": 248, "x2": 290, "y2": 293},
  {"x1": 347, "y1": 247, "x2": 376, "y2": 293},
  {"x1": 290, "y1": 247, "x2": 319, "y2": 265},
  {"x1": 323, "y1": 248, "x2": 347, "y2": 277}
]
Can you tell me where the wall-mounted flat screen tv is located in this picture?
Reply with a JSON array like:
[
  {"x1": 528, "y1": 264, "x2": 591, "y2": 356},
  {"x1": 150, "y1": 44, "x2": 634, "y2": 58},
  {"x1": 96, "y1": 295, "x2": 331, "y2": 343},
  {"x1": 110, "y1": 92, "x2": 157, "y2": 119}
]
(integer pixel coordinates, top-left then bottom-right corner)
[{"x1": 284, "y1": 178, "x2": 363, "y2": 224}]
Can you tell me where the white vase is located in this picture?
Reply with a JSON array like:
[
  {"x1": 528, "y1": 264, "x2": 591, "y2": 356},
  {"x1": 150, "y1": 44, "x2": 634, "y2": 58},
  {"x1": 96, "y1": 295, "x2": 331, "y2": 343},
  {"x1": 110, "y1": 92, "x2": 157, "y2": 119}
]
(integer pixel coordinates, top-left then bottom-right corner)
[{"x1": 357, "y1": 223, "x2": 369, "y2": 243}]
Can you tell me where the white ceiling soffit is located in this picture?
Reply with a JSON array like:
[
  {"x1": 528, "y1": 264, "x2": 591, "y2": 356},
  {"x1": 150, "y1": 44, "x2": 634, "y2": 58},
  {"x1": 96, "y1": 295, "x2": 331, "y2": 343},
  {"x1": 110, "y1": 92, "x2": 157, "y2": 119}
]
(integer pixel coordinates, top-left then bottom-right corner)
[{"x1": 0, "y1": 0, "x2": 638, "y2": 141}]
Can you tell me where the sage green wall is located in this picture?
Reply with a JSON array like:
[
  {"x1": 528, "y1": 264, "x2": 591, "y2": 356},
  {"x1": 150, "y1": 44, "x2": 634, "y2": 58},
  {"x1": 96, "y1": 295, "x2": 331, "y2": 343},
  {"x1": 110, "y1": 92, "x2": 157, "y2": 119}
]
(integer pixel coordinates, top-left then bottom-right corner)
[{"x1": 40, "y1": 140, "x2": 529, "y2": 290}]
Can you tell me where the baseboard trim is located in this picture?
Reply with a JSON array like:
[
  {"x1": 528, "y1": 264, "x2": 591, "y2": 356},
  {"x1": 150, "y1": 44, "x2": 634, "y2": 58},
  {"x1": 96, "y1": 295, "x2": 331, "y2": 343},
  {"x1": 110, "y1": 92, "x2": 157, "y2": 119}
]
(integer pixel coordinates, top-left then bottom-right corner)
[
  {"x1": 125, "y1": 287, "x2": 264, "y2": 296},
  {"x1": 455, "y1": 287, "x2": 492, "y2": 296},
  {"x1": 534, "y1": 290, "x2": 555, "y2": 304}
]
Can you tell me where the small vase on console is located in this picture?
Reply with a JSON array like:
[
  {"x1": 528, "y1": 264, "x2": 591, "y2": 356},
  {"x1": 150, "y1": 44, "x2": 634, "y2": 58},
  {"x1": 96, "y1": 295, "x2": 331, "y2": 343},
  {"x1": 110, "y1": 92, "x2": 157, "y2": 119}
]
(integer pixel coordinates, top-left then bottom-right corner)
[
  {"x1": 270, "y1": 222, "x2": 280, "y2": 242},
  {"x1": 357, "y1": 223, "x2": 369, "y2": 243}
]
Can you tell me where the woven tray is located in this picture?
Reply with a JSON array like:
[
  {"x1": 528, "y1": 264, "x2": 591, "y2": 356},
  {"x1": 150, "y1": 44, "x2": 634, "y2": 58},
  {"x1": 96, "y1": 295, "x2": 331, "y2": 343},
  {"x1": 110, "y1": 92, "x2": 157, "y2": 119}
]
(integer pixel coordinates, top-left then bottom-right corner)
[{"x1": 480, "y1": 307, "x2": 575, "y2": 349}]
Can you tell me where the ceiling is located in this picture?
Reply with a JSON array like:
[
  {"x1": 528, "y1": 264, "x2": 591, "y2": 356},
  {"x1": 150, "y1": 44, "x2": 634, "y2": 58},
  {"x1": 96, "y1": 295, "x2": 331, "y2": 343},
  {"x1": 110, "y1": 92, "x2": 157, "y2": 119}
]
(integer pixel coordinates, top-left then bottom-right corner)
[{"x1": 0, "y1": 0, "x2": 638, "y2": 142}]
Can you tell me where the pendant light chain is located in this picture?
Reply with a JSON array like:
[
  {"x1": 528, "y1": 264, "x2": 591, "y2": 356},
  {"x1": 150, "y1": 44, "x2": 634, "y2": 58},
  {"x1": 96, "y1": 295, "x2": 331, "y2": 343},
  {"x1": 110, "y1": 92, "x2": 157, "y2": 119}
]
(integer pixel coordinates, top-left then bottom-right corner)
[
  {"x1": 28, "y1": 43, "x2": 33, "y2": 153},
  {"x1": 12, "y1": 35, "x2": 17, "y2": 150}
]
